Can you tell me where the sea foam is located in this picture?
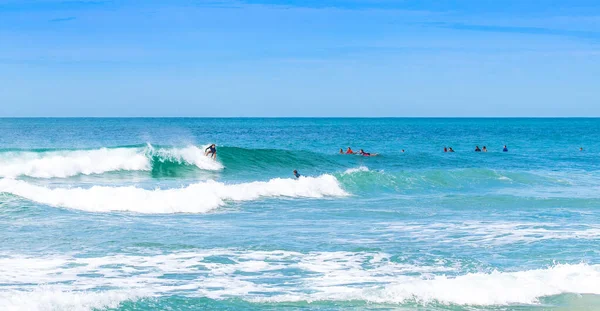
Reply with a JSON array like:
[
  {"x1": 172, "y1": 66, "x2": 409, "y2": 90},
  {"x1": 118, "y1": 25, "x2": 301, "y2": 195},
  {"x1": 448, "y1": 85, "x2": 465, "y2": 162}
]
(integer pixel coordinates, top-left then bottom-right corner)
[
  {"x1": 1, "y1": 251, "x2": 599, "y2": 309},
  {"x1": 0, "y1": 144, "x2": 222, "y2": 178},
  {"x1": 0, "y1": 175, "x2": 347, "y2": 213}
]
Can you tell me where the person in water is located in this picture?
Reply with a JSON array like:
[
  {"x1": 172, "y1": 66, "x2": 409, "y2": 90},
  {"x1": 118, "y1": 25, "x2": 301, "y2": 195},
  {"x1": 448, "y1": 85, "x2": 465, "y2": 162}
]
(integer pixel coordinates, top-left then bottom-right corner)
[
  {"x1": 475, "y1": 146, "x2": 481, "y2": 152},
  {"x1": 359, "y1": 149, "x2": 376, "y2": 156},
  {"x1": 339, "y1": 148, "x2": 344, "y2": 154},
  {"x1": 580, "y1": 147, "x2": 584, "y2": 151},
  {"x1": 346, "y1": 147, "x2": 354, "y2": 154},
  {"x1": 482, "y1": 146, "x2": 488, "y2": 152},
  {"x1": 444, "y1": 147, "x2": 448, "y2": 152},
  {"x1": 293, "y1": 170, "x2": 301, "y2": 178},
  {"x1": 503, "y1": 145, "x2": 508, "y2": 152},
  {"x1": 448, "y1": 147, "x2": 455, "y2": 152},
  {"x1": 401, "y1": 149, "x2": 405, "y2": 153},
  {"x1": 205, "y1": 144, "x2": 217, "y2": 159}
]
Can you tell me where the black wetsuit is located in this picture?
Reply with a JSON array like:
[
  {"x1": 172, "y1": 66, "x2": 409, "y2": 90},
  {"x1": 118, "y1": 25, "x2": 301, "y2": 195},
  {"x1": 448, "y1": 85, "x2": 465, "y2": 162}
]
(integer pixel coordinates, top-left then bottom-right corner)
[{"x1": 206, "y1": 146, "x2": 216, "y2": 156}]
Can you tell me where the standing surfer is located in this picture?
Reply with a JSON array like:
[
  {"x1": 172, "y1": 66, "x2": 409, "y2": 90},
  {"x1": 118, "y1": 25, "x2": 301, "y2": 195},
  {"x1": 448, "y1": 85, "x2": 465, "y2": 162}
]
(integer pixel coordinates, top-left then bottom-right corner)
[{"x1": 205, "y1": 144, "x2": 217, "y2": 159}]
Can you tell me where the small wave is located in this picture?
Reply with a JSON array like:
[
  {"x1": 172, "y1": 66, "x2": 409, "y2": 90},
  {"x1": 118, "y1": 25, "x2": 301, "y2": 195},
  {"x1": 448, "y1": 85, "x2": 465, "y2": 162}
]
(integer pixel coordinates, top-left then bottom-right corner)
[
  {"x1": 1, "y1": 250, "x2": 599, "y2": 308},
  {"x1": 0, "y1": 288, "x2": 142, "y2": 311},
  {"x1": 259, "y1": 263, "x2": 600, "y2": 306},
  {"x1": 343, "y1": 166, "x2": 370, "y2": 175},
  {"x1": 0, "y1": 144, "x2": 222, "y2": 178},
  {"x1": 0, "y1": 175, "x2": 347, "y2": 213}
]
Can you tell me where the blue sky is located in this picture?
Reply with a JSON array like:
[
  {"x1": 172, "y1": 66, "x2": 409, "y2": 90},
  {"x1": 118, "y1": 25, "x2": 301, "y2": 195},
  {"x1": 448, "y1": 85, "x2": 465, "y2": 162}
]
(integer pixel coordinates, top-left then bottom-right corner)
[{"x1": 0, "y1": 0, "x2": 599, "y2": 117}]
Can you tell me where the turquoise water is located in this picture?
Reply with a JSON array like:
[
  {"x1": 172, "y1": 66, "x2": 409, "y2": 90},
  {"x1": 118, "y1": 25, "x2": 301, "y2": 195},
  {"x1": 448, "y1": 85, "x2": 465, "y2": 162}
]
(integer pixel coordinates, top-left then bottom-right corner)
[{"x1": 0, "y1": 118, "x2": 599, "y2": 310}]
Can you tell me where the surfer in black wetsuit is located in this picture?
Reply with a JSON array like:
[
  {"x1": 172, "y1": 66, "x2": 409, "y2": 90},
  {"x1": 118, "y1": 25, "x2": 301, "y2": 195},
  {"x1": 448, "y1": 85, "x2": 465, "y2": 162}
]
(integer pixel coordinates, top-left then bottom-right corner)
[
  {"x1": 475, "y1": 146, "x2": 481, "y2": 152},
  {"x1": 205, "y1": 144, "x2": 217, "y2": 159},
  {"x1": 293, "y1": 170, "x2": 301, "y2": 178}
]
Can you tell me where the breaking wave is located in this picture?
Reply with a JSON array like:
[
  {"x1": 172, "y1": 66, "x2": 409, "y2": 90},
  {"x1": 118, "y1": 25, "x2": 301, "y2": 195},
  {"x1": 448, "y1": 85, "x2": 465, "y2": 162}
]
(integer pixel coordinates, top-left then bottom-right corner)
[
  {"x1": 0, "y1": 175, "x2": 348, "y2": 213},
  {"x1": 0, "y1": 144, "x2": 223, "y2": 178}
]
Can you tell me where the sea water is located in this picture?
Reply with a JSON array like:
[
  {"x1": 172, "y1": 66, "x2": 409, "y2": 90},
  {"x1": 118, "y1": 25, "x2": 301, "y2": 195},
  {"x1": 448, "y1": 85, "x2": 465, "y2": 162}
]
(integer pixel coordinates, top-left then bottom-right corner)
[{"x1": 0, "y1": 118, "x2": 599, "y2": 310}]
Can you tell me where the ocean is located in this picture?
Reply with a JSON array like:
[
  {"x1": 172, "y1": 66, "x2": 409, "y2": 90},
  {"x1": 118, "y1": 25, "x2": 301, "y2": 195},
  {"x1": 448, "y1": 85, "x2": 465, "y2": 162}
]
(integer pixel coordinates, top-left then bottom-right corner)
[{"x1": 0, "y1": 118, "x2": 599, "y2": 311}]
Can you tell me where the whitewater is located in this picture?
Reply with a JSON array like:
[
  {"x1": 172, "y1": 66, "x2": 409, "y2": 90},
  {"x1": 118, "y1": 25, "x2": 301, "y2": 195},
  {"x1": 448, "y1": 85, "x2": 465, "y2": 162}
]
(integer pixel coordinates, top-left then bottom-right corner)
[
  {"x1": 1, "y1": 118, "x2": 599, "y2": 311},
  {"x1": 0, "y1": 144, "x2": 223, "y2": 178}
]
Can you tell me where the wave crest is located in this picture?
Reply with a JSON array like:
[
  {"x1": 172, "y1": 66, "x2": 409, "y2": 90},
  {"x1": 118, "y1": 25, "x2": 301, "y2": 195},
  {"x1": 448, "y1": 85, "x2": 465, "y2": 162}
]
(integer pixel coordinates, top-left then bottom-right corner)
[
  {"x1": 0, "y1": 144, "x2": 222, "y2": 178},
  {"x1": 0, "y1": 175, "x2": 347, "y2": 213}
]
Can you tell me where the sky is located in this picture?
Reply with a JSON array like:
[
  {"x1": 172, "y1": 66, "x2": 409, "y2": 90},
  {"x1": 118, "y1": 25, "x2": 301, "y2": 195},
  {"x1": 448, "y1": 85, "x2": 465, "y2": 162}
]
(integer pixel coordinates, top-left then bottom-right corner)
[{"x1": 0, "y1": 0, "x2": 599, "y2": 117}]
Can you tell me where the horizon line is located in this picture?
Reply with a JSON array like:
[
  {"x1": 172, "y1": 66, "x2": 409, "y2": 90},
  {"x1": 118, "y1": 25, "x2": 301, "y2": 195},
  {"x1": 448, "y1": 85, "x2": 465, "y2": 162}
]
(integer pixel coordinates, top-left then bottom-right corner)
[{"x1": 1, "y1": 116, "x2": 599, "y2": 119}]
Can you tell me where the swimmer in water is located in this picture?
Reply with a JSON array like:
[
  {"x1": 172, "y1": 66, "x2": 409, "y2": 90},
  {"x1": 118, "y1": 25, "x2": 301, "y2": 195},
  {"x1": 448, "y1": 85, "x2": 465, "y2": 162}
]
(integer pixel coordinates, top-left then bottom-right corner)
[
  {"x1": 448, "y1": 147, "x2": 455, "y2": 152},
  {"x1": 482, "y1": 146, "x2": 488, "y2": 152},
  {"x1": 401, "y1": 149, "x2": 405, "y2": 153},
  {"x1": 444, "y1": 147, "x2": 448, "y2": 152},
  {"x1": 339, "y1": 148, "x2": 344, "y2": 154},
  {"x1": 205, "y1": 144, "x2": 217, "y2": 159},
  {"x1": 475, "y1": 146, "x2": 481, "y2": 152},
  {"x1": 580, "y1": 147, "x2": 584, "y2": 151},
  {"x1": 346, "y1": 147, "x2": 354, "y2": 154},
  {"x1": 293, "y1": 170, "x2": 301, "y2": 178},
  {"x1": 503, "y1": 145, "x2": 508, "y2": 152}
]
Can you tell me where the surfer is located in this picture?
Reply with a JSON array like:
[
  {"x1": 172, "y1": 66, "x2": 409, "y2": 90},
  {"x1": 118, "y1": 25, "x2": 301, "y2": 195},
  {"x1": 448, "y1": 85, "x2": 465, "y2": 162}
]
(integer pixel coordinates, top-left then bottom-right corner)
[
  {"x1": 205, "y1": 144, "x2": 217, "y2": 159},
  {"x1": 448, "y1": 147, "x2": 455, "y2": 152},
  {"x1": 293, "y1": 170, "x2": 301, "y2": 178},
  {"x1": 346, "y1": 147, "x2": 354, "y2": 154},
  {"x1": 475, "y1": 146, "x2": 481, "y2": 152},
  {"x1": 359, "y1": 149, "x2": 376, "y2": 156},
  {"x1": 503, "y1": 145, "x2": 508, "y2": 152},
  {"x1": 340, "y1": 148, "x2": 344, "y2": 154},
  {"x1": 444, "y1": 147, "x2": 448, "y2": 152},
  {"x1": 482, "y1": 146, "x2": 488, "y2": 152}
]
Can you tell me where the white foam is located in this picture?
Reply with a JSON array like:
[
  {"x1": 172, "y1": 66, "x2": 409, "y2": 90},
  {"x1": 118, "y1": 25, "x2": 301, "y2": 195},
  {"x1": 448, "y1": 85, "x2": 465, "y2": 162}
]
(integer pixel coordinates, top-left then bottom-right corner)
[
  {"x1": 0, "y1": 288, "x2": 142, "y2": 311},
  {"x1": 0, "y1": 148, "x2": 149, "y2": 178},
  {"x1": 0, "y1": 175, "x2": 348, "y2": 213},
  {"x1": 343, "y1": 166, "x2": 370, "y2": 175},
  {"x1": 1, "y1": 250, "x2": 599, "y2": 308},
  {"x1": 148, "y1": 144, "x2": 224, "y2": 171},
  {"x1": 0, "y1": 145, "x2": 223, "y2": 178}
]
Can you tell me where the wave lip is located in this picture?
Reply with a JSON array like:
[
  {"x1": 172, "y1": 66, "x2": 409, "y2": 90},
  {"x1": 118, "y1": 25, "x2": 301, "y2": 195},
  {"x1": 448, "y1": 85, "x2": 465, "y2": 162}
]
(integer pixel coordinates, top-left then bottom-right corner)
[
  {"x1": 148, "y1": 144, "x2": 224, "y2": 171},
  {"x1": 0, "y1": 175, "x2": 348, "y2": 213},
  {"x1": 0, "y1": 144, "x2": 223, "y2": 178}
]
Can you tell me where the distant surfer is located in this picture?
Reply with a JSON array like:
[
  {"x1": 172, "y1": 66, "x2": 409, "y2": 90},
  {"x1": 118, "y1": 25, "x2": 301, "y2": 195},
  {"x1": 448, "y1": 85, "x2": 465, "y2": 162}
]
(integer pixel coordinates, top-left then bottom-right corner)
[
  {"x1": 293, "y1": 170, "x2": 301, "y2": 178},
  {"x1": 205, "y1": 144, "x2": 217, "y2": 159},
  {"x1": 503, "y1": 145, "x2": 508, "y2": 152},
  {"x1": 448, "y1": 147, "x2": 455, "y2": 152},
  {"x1": 482, "y1": 146, "x2": 488, "y2": 152},
  {"x1": 359, "y1": 149, "x2": 377, "y2": 156},
  {"x1": 340, "y1": 148, "x2": 344, "y2": 154},
  {"x1": 475, "y1": 146, "x2": 481, "y2": 152},
  {"x1": 444, "y1": 147, "x2": 447, "y2": 152},
  {"x1": 346, "y1": 147, "x2": 354, "y2": 154}
]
